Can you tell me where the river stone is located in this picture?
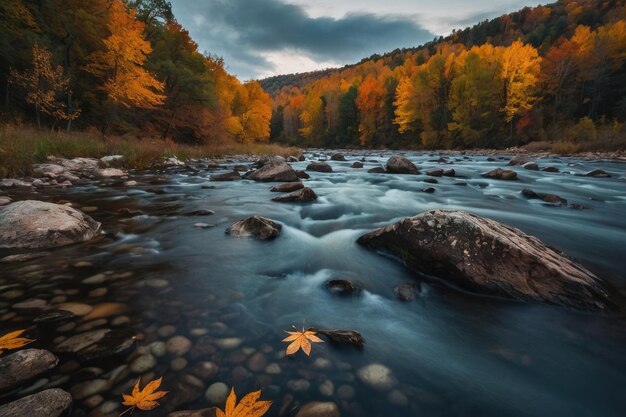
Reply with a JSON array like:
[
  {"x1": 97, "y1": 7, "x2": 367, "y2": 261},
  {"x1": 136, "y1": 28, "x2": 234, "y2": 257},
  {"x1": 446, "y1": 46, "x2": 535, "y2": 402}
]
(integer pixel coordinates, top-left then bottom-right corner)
[
  {"x1": 130, "y1": 354, "x2": 157, "y2": 373},
  {"x1": 226, "y1": 216, "x2": 282, "y2": 240},
  {"x1": 270, "y1": 181, "x2": 304, "y2": 192},
  {"x1": 0, "y1": 196, "x2": 11, "y2": 206},
  {"x1": 507, "y1": 155, "x2": 532, "y2": 166},
  {"x1": 205, "y1": 382, "x2": 229, "y2": 405},
  {"x1": 210, "y1": 171, "x2": 241, "y2": 181},
  {"x1": 84, "y1": 302, "x2": 127, "y2": 320},
  {"x1": 394, "y1": 282, "x2": 421, "y2": 301},
  {"x1": 70, "y1": 378, "x2": 111, "y2": 400},
  {"x1": 357, "y1": 363, "x2": 396, "y2": 391},
  {"x1": 56, "y1": 302, "x2": 93, "y2": 316},
  {"x1": 386, "y1": 155, "x2": 419, "y2": 174},
  {"x1": 522, "y1": 162, "x2": 539, "y2": 170},
  {"x1": 295, "y1": 401, "x2": 340, "y2": 417},
  {"x1": 357, "y1": 209, "x2": 611, "y2": 310},
  {"x1": 0, "y1": 349, "x2": 59, "y2": 391},
  {"x1": 167, "y1": 335, "x2": 193, "y2": 356},
  {"x1": 214, "y1": 337, "x2": 243, "y2": 350},
  {"x1": 169, "y1": 409, "x2": 218, "y2": 417},
  {"x1": 388, "y1": 389, "x2": 409, "y2": 407},
  {"x1": 307, "y1": 162, "x2": 333, "y2": 173},
  {"x1": 426, "y1": 168, "x2": 443, "y2": 177},
  {"x1": 0, "y1": 388, "x2": 72, "y2": 417},
  {"x1": 54, "y1": 329, "x2": 111, "y2": 353},
  {"x1": 246, "y1": 352, "x2": 267, "y2": 372},
  {"x1": 97, "y1": 168, "x2": 125, "y2": 178},
  {"x1": 272, "y1": 187, "x2": 317, "y2": 203},
  {"x1": 584, "y1": 169, "x2": 611, "y2": 178},
  {"x1": 352, "y1": 161, "x2": 364, "y2": 168},
  {"x1": 0, "y1": 200, "x2": 101, "y2": 249},
  {"x1": 330, "y1": 153, "x2": 346, "y2": 161},
  {"x1": 246, "y1": 157, "x2": 298, "y2": 182},
  {"x1": 481, "y1": 168, "x2": 518, "y2": 180}
]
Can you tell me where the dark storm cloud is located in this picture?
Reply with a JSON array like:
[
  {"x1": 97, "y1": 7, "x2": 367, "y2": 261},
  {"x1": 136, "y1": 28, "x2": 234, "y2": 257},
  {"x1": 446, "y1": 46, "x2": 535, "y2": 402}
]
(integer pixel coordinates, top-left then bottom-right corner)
[{"x1": 169, "y1": 0, "x2": 434, "y2": 78}]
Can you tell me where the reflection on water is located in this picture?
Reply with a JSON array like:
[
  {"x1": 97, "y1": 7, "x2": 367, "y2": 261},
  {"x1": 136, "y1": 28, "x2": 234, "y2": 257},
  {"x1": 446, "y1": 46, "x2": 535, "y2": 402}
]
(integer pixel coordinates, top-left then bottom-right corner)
[{"x1": 1, "y1": 151, "x2": 626, "y2": 417}]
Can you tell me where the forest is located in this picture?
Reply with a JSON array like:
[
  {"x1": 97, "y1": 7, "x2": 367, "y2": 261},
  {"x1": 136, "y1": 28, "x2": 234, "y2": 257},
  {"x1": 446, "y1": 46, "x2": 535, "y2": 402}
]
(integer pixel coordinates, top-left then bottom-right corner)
[
  {"x1": 264, "y1": 0, "x2": 626, "y2": 150},
  {"x1": 0, "y1": 0, "x2": 273, "y2": 145}
]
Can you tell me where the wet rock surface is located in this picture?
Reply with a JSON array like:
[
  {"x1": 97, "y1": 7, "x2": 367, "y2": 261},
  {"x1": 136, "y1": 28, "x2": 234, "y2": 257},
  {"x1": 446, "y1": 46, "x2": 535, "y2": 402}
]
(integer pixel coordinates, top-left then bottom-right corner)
[
  {"x1": 307, "y1": 162, "x2": 333, "y2": 173},
  {"x1": 0, "y1": 349, "x2": 59, "y2": 391},
  {"x1": 386, "y1": 155, "x2": 419, "y2": 174},
  {"x1": 358, "y1": 209, "x2": 611, "y2": 310},
  {"x1": 272, "y1": 187, "x2": 318, "y2": 202},
  {"x1": 481, "y1": 168, "x2": 518, "y2": 180},
  {"x1": 0, "y1": 388, "x2": 72, "y2": 417},
  {"x1": 226, "y1": 216, "x2": 282, "y2": 239},
  {"x1": 245, "y1": 156, "x2": 298, "y2": 182}
]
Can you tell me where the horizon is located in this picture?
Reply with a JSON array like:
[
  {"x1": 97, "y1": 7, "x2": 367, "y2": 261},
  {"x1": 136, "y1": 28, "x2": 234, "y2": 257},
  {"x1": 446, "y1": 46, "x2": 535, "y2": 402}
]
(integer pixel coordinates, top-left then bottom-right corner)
[{"x1": 169, "y1": 0, "x2": 545, "y2": 80}]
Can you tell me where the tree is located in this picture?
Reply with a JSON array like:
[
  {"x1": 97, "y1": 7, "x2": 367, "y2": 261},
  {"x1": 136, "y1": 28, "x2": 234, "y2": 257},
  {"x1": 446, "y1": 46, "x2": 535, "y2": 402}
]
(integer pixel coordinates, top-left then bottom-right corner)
[
  {"x1": 84, "y1": 0, "x2": 164, "y2": 115},
  {"x1": 355, "y1": 76, "x2": 385, "y2": 146},
  {"x1": 9, "y1": 44, "x2": 80, "y2": 129}
]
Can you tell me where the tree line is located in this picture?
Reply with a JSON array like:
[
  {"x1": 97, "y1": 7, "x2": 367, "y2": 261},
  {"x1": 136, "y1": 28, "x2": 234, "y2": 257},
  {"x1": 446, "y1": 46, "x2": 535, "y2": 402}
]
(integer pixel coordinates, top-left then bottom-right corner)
[
  {"x1": 0, "y1": 0, "x2": 273, "y2": 144},
  {"x1": 266, "y1": 0, "x2": 626, "y2": 149}
]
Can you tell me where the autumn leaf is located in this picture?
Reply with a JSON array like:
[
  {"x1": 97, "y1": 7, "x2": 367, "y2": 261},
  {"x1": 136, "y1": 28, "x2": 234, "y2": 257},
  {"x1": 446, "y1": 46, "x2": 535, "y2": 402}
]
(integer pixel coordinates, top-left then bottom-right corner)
[
  {"x1": 0, "y1": 329, "x2": 35, "y2": 354},
  {"x1": 120, "y1": 377, "x2": 168, "y2": 416},
  {"x1": 282, "y1": 327, "x2": 323, "y2": 356},
  {"x1": 216, "y1": 388, "x2": 272, "y2": 417}
]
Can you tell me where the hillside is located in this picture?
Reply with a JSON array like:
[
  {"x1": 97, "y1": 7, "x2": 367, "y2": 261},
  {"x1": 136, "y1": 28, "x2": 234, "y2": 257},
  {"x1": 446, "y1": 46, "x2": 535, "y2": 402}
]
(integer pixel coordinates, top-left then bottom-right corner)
[{"x1": 263, "y1": 0, "x2": 626, "y2": 150}]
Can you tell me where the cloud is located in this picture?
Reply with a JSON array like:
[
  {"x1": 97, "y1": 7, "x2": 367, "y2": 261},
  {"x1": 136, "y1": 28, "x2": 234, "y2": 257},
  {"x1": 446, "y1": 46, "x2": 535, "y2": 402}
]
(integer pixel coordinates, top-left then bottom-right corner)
[{"x1": 170, "y1": 0, "x2": 435, "y2": 79}]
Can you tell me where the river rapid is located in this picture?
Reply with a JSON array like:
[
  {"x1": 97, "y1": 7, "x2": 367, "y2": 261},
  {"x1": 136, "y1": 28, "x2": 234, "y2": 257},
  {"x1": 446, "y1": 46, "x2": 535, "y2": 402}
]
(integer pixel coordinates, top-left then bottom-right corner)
[{"x1": 1, "y1": 151, "x2": 626, "y2": 417}]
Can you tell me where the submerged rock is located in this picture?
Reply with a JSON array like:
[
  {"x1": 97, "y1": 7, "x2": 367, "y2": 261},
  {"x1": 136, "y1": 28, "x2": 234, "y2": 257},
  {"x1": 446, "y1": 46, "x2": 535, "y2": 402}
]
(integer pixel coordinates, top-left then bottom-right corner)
[
  {"x1": 394, "y1": 282, "x2": 421, "y2": 302},
  {"x1": 0, "y1": 200, "x2": 101, "y2": 249},
  {"x1": 307, "y1": 162, "x2": 333, "y2": 173},
  {"x1": 386, "y1": 155, "x2": 419, "y2": 174},
  {"x1": 210, "y1": 171, "x2": 241, "y2": 181},
  {"x1": 584, "y1": 169, "x2": 611, "y2": 178},
  {"x1": 522, "y1": 162, "x2": 539, "y2": 171},
  {"x1": 0, "y1": 349, "x2": 58, "y2": 391},
  {"x1": 481, "y1": 168, "x2": 518, "y2": 180},
  {"x1": 272, "y1": 187, "x2": 317, "y2": 202},
  {"x1": 357, "y1": 209, "x2": 611, "y2": 311},
  {"x1": 325, "y1": 279, "x2": 362, "y2": 296},
  {"x1": 270, "y1": 182, "x2": 304, "y2": 192},
  {"x1": 367, "y1": 167, "x2": 386, "y2": 173},
  {"x1": 357, "y1": 363, "x2": 397, "y2": 391},
  {"x1": 246, "y1": 156, "x2": 298, "y2": 182},
  {"x1": 0, "y1": 388, "x2": 72, "y2": 417},
  {"x1": 226, "y1": 216, "x2": 282, "y2": 240},
  {"x1": 295, "y1": 402, "x2": 340, "y2": 417}
]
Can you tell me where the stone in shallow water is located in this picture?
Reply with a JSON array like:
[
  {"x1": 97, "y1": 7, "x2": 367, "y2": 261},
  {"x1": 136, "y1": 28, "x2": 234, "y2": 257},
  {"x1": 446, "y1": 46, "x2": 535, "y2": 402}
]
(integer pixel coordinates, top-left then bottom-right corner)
[
  {"x1": 56, "y1": 302, "x2": 93, "y2": 316},
  {"x1": 0, "y1": 388, "x2": 72, "y2": 417},
  {"x1": 167, "y1": 335, "x2": 193, "y2": 356},
  {"x1": 0, "y1": 349, "x2": 58, "y2": 391},
  {"x1": 54, "y1": 329, "x2": 111, "y2": 353},
  {"x1": 295, "y1": 401, "x2": 340, "y2": 417},
  {"x1": 481, "y1": 168, "x2": 518, "y2": 180},
  {"x1": 386, "y1": 155, "x2": 419, "y2": 174},
  {"x1": 84, "y1": 302, "x2": 127, "y2": 320},
  {"x1": 307, "y1": 162, "x2": 333, "y2": 172},
  {"x1": 272, "y1": 187, "x2": 317, "y2": 202},
  {"x1": 226, "y1": 216, "x2": 282, "y2": 240},
  {"x1": 205, "y1": 382, "x2": 229, "y2": 405},
  {"x1": 130, "y1": 353, "x2": 156, "y2": 373},
  {"x1": 270, "y1": 181, "x2": 304, "y2": 192},
  {"x1": 357, "y1": 363, "x2": 397, "y2": 391}
]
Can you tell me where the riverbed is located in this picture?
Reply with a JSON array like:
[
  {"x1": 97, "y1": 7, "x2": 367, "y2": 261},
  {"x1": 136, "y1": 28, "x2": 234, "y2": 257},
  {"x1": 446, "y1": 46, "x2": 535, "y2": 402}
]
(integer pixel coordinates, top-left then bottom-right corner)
[{"x1": 1, "y1": 151, "x2": 626, "y2": 417}]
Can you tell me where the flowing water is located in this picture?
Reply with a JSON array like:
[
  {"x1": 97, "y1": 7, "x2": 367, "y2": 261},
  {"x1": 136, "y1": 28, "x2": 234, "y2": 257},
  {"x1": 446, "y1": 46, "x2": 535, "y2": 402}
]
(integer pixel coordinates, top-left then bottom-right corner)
[{"x1": 1, "y1": 151, "x2": 626, "y2": 417}]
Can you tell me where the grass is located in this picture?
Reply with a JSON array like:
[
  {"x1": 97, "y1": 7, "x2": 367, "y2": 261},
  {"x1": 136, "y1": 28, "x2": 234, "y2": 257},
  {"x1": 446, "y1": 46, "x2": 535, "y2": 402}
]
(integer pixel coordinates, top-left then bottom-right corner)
[{"x1": 0, "y1": 125, "x2": 300, "y2": 178}]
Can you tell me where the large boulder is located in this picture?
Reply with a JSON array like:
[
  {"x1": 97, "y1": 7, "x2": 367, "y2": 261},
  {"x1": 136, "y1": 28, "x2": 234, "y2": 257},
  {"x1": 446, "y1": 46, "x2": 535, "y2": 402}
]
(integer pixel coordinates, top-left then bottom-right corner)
[
  {"x1": 226, "y1": 216, "x2": 282, "y2": 240},
  {"x1": 0, "y1": 349, "x2": 59, "y2": 391},
  {"x1": 307, "y1": 162, "x2": 333, "y2": 173},
  {"x1": 0, "y1": 389, "x2": 72, "y2": 417},
  {"x1": 0, "y1": 201, "x2": 101, "y2": 249},
  {"x1": 245, "y1": 157, "x2": 298, "y2": 182},
  {"x1": 385, "y1": 156, "x2": 419, "y2": 174},
  {"x1": 357, "y1": 209, "x2": 610, "y2": 311}
]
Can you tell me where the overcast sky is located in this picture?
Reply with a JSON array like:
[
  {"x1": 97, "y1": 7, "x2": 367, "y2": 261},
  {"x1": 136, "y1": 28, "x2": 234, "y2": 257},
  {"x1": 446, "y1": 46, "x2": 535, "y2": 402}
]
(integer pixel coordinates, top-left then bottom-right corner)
[{"x1": 169, "y1": 0, "x2": 544, "y2": 80}]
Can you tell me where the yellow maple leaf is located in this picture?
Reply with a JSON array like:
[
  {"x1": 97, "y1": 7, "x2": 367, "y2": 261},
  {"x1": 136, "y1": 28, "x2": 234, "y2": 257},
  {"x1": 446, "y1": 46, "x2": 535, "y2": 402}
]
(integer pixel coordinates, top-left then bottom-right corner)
[
  {"x1": 216, "y1": 388, "x2": 272, "y2": 417},
  {"x1": 282, "y1": 327, "x2": 323, "y2": 356},
  {"x1": 120, "y1": 377, "x2": 168, "y2": 416},
  {"x1": 0, "y1": 329, "x2": 35, "y2": 354}
]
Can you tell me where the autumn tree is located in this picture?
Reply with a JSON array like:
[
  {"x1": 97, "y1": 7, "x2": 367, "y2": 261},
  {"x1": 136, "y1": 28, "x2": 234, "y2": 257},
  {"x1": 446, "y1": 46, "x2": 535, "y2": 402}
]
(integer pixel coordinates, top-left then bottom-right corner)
[
  {"x1": 228, "y1": 80, "x2": 272, "y2": 143},
  {"x1": 355, "y1": 76, "x2": 384, "y2": 145},
  {"x1": 9, "y1": 44, "x2": 79, "y2": 129}
]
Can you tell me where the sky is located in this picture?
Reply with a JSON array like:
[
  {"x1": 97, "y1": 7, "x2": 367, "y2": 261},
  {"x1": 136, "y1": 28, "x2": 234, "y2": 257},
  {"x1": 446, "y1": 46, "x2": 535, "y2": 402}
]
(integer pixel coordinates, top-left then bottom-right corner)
[{"x1": 169, "y1": 0, "x2": 545, "y2": 80}]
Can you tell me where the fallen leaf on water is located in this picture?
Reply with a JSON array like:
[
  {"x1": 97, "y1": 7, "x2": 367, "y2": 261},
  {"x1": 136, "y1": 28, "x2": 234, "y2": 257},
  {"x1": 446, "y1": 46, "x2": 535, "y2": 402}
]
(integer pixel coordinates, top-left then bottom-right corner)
[
  {"x1": 282, "y1": 326, "x2": 323, "y2": 356},
  {"x1": 120, "y1": 377, "x2": 168, "y2": 416},
  {"x1": 216, "y1": 388, "x2": 272, "y2": 417},
  {"x1": 0, "y1": 329, "x2": 35, "y2": 354}
]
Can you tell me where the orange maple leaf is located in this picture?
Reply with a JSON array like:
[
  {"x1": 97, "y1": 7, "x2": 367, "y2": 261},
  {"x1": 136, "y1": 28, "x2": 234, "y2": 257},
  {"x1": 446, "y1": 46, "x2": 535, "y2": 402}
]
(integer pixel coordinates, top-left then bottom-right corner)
[
  {"x1": 0, "y1": 329, "x2": 35, "y2": 354},
  {"x1": 216, "y1": 388, "x2": 272, "y2": 417},
  {"x1": 282, "y1": 327, "x2": 323, "y2": 356},
  {"x1": 120, "y1": 377, "x2": 168, "y2": 416}
]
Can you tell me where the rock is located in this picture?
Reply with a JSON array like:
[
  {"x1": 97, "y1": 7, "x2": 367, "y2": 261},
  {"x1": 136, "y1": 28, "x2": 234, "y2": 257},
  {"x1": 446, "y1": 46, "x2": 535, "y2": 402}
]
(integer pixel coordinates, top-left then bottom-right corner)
[
  {"x1": 246, "y1": 157, "x2": 298, "y2": 182},
  {"x1": 295, "y1": 170, "x2": 310, "y2": 179},
  {"x1": 318, "y1": 380, "x2": 334, "y2": 397},
  {"x1": 522, "y1": 162, "x2": 539, "y2": 171},
  {"x1": 13, "y1": 298, "x2": 48, "y2": 310},
  {"x1": 507, "y1": 155, "x2": 532, "y2": 166},
  {"x1": 56, "y1": 302, "x2": 93, "y2": 316},
  {"x1": 386, "y1": 156, "x2": 419, "y2": 174},
  {"x1": 287, "y1": 156, "x2": 299, "y2": 163},
  {"x1": 195, "y1": 223, "x2": 214, "y2": 229},
  {"x1": 295, "y1": 402, "x2": 340, "y2": 417},
  {"x1": 330, "y1": 153, "x2": 346, "y2": 161},
  {"x1": 351, "y1": 161, "x2": 363, "y2": 168},
  {"x1": 0, "y1": 349, "x2": 58, "y2": 391},
  {"x1": 185, "y1": 209, "x2": 215, "y2": 216},
  {"x1": 443, "y1": 168, "x2": 456, "y2": 177},
  {"x1": 542, "y1": 166, "x2": 560, "y2": 173},
  {"x1": 585, "y1": 169, "x2": 611, "y2": 178},
  {"x1": 0, "y1": 196, "x2": 12, "y2": 206},
  {"x1": 226, "y1": 216, "x2": 282, "y2": 240},
  {"x1": 337, "y1": 385, "x2": 355, "y2": 400},
  {"x1": 54, "y1": 329, "x2": 111, "y2": 353},
  {"x1": 0, "y1": 201, "x2": 101, "y2": 249},
  {"x1": 171, "y1": 357, "x2": 188, "y2": 371},
  {"x1": 542, "y1": 194, "x2": 567, "y2": 205},
  {"x1": 307, "y1": 162, "x2": 333, "y2": 173},
  {"x1": 265, "y1": 363, "x2": 281, "y2": 374},
  {"x1": 298, "y1": 155, "x2": 306, "y2": 161},
  {"x1": 423, "y1": 178, "x2": 438, "y2": 184},
  {"x1": 246, "y1": 352, "x2": 267, "y2": 372},
  {"x1": 210, "y1": 171, "x2": 241, "y2": 181},
  {"x1": 368, "y1": 167, "x2": 386, "y2": 173},
  {"x1": 287, "y1": 379, "x2": 310, "y2": 392},
  {"x1": 270, "y1": 182, "x2": 304, "y2": 192},
  {"x1": 97, "y1": 168, "x2": 126, "y2": 178},
  {"x1": 481, "y1": 168, "x2": 518, "y2": 180},
  {"x1": 357, "y1": 209, "x2": 611, "y2": 310},
  {"x1": 421, "y1": 187, "x2": 436, "y2": 193},
  {"x1": 388, "y1": 389, "x2": 409, "y2": 407},
  {"x1": 70, "y1": 379, "x2": 111, "y2": 400},
  {"x1": 357, "y1": 363, "x2": 396, "y2": 391},
  {"x1": 191, "y1": 361, "x2": 219, "y2": 379},
  {"x1": 100, "y1": 155, "x2": 124, "y2": 164},
  {"x1": 205, "y1": 382, "x2": 229, "y2": 405},
  {"x1": 34, "y1": 310, "x2": 76, "y2": 324},
  {"x1": 167, "y1": 336, "x2": 193, "y2": 356},
  {"x1": 76, "y1": 329, "x2": 136, "y2": 362},
  {"x1": 168, "y1": 409, "x2": 218, "y2": 417},
  {"x1": 521, "y1": 189, "x2": 539, "y2": 199},
  {"x1": 394, "y1": 282, "x2": 421, "y2": 301},
  {"x1": 0, "y1": 179, "x2": 32, "y2": 188},
  {"x1": 317, "y1": 329, "x2": 364, "y2": 350},
  {"x1": 325, "y1": 279, "x2": 362, "y2": 296},
  {"x1": 164, "y1": 156, "x2": 186, "y2": 166},
  {"x1": 130, "y1": 354, "x2": 157, "y2": 373},
  {"x1": 272, "y1": 187, "x2": 317, "y2": 202},
  {"x1": 0, "y1": 388, "x2": 72, "y2": 417},
  {"x1": 426, "y1": 169, "x2": 443, "y2": 177},
  {"x1": 214, "y1": 338, "x2": 243, "y2": 350}
]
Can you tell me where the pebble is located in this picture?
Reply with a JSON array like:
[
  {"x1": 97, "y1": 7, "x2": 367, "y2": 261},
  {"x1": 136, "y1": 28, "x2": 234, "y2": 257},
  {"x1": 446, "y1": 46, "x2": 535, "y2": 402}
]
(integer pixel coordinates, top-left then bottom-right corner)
[
  {"x1": 82, "y1": 273, "x2": 107, "y2": 284},
  {"x1": 88, "y1": 288, "x2": 108, "y2": 297},
  {"x1": 84, "y1": 394, "x2": 103, "y2": 408},
  {"x1": 295, "y1": 402, "x2": 340, "y2": 417},
  {"x1": 319, "y1": 379, "x2": 334, "y2": 397},
  {"x1": 84, "y1": 302, "x2": 126, "y2": 320},
  {"x1": 387, "y1": 389, "x2": 409, "y2": 407},
  {"x1": 170, "y1": 357, "x2": 188, "y2": 371},
  {"x1": 13, "y1": 298, "x2": 48, "y2": 310},
  {"x1": 145, "y1": 278, "x2": 169, "y2": 288},
  {"x1": 56, "y1": 302, "x2": 93, "y2": 316},
  {"x1": 70, "y1": 379, "x2": 111, "y2": 400},
  {"x1": 312, "y1": 357, "x2": 332, "y2": 370},
  {"x1": 357, "y1": 363, "x2": 396, "y2": 391},
  {"x1": 214, "y1": 337, "x2": 242, "y2": 350},
  {"x1": 157, "y1": 325, "x2": 177, "y2": 338},
  {"x1": 55, "y1": 329, "x2": 110, "y2": 353},
  {"x1": 265, "y1": 363, "x2": 281, "y2": 375},
  {"x1": 190, "y1": 328, "x2": 208, "y2": 337},
  {"x1": 167, "y1": 335, "x2": 193, "y2": 356},
  {"x1": 148, "y1": 341, "x2": 167, "y2": 357},
  {"x1": 287, "y1": 379, "x2": 310, "y2": 392},
  {"x1": 130, "y1": 354, "x2": 156, "y2": 373},
  {"x1": 246, "y1": 352, "x2": 267, "y2": 372},
  {"x1": 337, "y1": 384, "x2": 355, "y2": 400},
  {"x1": 111, "y1": 316, "x2": 131, "y2": 326},
  {"x1": 191, "y1": 361, "x2": 219, "y2": 379},
  {"x1": 205, "y1": 382, "x2": 229, "y2": 405}
]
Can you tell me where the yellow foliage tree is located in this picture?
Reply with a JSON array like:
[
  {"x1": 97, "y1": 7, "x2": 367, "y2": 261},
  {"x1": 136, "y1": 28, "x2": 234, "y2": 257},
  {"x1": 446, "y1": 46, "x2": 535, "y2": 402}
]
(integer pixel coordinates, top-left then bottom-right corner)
[
  {"x1": 500, "y1": 41, "x2": 541, "y2": 127},
  {"x1": 355, "y1": 76, "x2": 384, "y2": 145}
]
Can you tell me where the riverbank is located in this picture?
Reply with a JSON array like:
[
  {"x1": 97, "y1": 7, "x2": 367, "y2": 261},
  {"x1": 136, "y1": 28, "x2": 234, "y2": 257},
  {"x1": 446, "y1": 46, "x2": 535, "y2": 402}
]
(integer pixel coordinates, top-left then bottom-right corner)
[{"x1": 0, "y1": 126, "x2": 300, "y2": 178}]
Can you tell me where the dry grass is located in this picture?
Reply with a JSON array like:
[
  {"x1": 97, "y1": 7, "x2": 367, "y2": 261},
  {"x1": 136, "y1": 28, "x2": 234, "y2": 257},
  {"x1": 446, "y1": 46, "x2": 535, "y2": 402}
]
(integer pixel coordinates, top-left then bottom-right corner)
[{"x1": 0, "y1": 125, "x2": 300, "y2": 177}]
